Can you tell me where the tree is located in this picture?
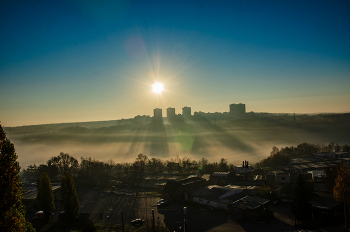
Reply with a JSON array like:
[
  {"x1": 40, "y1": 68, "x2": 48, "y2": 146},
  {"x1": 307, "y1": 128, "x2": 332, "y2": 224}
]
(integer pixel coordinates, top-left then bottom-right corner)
[
  {"x1": 132, "y1": 153, "x2": 148, "y2": 184},
  {"x1": 48, "y1": 152, "x2": 79, "y2": 176},
  {"x1": 218, "y1": 158, "x2": 228, "y2": 171},
  {"x1": 61, "y1": 172, "x2": 79, "y2": 219},
  {"x1": 36, "y1": 173, "x2": 55, "y2": 222},
  {"x1": 21, "y1": 164, "x2": 39, "y2": 182},
  {"x1": 333, "y1": 162, "x2": 350, "y2": 203},
  {"x1": 0, "y1": 124, "x2": 35, "y2": 231},
  {"x1": 323, "y1": 165, "x2": 338, "y2": 193},
  {"x1": 290, "y1": 174, "x2": 314, "y2": 224},
  {"x1": 343, "y1": 144, "x2": 350, "y2": 152},
  {"x1": 258, "y1": 185, "x2": 272, "y2": 199}
]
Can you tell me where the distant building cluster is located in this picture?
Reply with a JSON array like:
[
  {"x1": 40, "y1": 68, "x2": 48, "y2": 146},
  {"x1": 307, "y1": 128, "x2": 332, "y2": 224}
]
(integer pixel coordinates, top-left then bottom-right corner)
[
  {"x1": 153, "y1": 103, "x2": 246, "y2": 120},
  {"x1": 229, "y1": 103, "x2": 246, "y2": 119},
  {"x1": 182, "y1": 106, "x2": 191, "y2": 118},
  {"x1": 166, "y1": 107, "x2": 175, "y2": 119},
  {"x1": 153, "y1": 108, "x2": 162, "y2": 121}
]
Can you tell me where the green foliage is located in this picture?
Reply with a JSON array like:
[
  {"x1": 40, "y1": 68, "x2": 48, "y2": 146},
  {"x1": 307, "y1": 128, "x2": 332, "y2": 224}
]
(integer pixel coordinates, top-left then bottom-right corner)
[
  {"x1": 0, "y1": 125, "x2": 6, "y2": 140},
  {"x1": 61, "y1": 171, "x2": 79, "y2": 219},
  {"x1": 36, "y1": 172, "x2": 55, "y2": 221},
  {"x1": 77, "y1": 157, "x2": 114, "y2": 187},
  {"x1": 25, "y1": 221, "x2": 36, "y2": 232},
  {"x1": 323, "y1": 165, "x2": 338, "y2": 193},
  {"x1": 82, "y1": 218, "x2": 96, "y2": 232},
  {"x1": 290, "y1": 174, "x2": 314, "y2": 223},
  {"x1": 333, "y1": 162, "x2": 350, "y2": 202},
  {"x1": 48, "y1": 152, "x2": 79, "y2": 176},
  {"x1": 258, "y1": 185, "x2": 272, "y2": 199},
  {"x1": 0, "y1": 124, "x2": 35, "y2": 231}
]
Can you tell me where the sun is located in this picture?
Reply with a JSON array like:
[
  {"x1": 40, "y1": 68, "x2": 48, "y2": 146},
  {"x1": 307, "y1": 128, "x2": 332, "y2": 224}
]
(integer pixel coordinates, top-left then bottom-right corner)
[{"x1": 152, "y1": 82, "x2": 164, "y2": 94}]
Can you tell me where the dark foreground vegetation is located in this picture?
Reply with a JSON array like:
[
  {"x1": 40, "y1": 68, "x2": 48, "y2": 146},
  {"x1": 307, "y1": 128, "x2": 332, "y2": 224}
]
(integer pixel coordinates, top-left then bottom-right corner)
[{"x1": 0, "y1": 124, "x2": 35, "y2": 231}]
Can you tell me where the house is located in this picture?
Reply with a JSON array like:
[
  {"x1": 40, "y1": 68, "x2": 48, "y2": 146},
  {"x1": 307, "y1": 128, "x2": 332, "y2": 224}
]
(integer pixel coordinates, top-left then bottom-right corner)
[
  {"x1": 266, "y1": 172, "x2": 276, "y2": 186},
  {"x1": 253, "y1": 175, "x2": 266, "y2": 186},
  {"x1": 229, "y1": 196, "x2": 270, "y2": 220},
  {"x1": 316, "y1": 152, "x2": 350, "y2": 159},
  {"x1": 162, "y1": 176, "x2": 207, "y2": 202},
  {"x1": 186, "y1": 185, "x2": 246, "y2": 210},
  {"x1": 311, "y1": 197, "x2": 341, "y2": 223},
  {"x1": 235, "y1": 166, "x2": 252, "y2": 174},
  {"x1": 200, "y1": 174, "x2": 210, "y2": 182},
  {"x1": 275, "y1": 173, "x2": 290, "y2": 186},
  {"x1": 210, "y1": 171, "x2": 235, "y2": 185}
]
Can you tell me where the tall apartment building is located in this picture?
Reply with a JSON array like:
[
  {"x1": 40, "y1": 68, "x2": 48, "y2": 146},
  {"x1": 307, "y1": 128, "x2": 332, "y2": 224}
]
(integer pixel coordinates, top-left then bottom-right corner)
[
  {"x1": 167, "y1": 107, "x2": 175, "y2": 118},
  {"x1": 153, "y1": 108, "x2": 162, "y2": 120},
  {"x1": 229, "y1": 103, "x2": 246, "y2": 119},
  {"x1": 182, "y1": 106, "x2": 191, "y2": 118}
]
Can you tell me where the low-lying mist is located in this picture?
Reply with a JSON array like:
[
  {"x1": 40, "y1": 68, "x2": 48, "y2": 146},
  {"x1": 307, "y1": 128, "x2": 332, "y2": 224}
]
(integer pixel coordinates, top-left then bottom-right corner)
[{"x1": 5, "y1": 119, "x2": 350, "y2": 169}]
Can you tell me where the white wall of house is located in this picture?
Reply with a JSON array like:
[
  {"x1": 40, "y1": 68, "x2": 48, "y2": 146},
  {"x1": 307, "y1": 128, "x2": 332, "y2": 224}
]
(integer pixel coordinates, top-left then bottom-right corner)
[
  {"x1": 235, "y1": 166, "x2": 252, "y2": 174},
  {"x1": 218, "y1": 202, "x2": 230, "y2": 209},
  {"x1": 193, "y1": 197, "x2": 219, "y2": 208},
  {"x1": 275, "y1": 174, "x2": 290, "y2": 185}
]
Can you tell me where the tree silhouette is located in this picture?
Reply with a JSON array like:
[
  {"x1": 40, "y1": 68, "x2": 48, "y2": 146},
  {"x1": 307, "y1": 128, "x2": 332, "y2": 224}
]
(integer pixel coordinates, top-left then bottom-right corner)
[
  {"x1": 61, "y1": 172, "x2": 79, "y2": 219},
  {"x1": 323, "y1": 165, "x2": 338, "y2": 194},
  {"x1": 37, "y1": 172, "x2": 55, "y2": 222},
  {"x1": 0, "y1": 124, "x2": 35, "y2": 231},
  {"x1": 290, "y1": 174, "x2": 314, "y2": 224},
  {"x1": 48, "y1": 152, "x2": 78, "y2": 176},
  {"x1": 333, "y1": 162, "x2": 350, "y2": 202}
]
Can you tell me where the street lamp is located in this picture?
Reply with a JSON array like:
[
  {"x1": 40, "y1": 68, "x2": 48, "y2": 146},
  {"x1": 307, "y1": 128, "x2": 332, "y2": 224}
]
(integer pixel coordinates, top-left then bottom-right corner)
[{"x1": 184, "y1": 207, "x2": 187, "y2": 232}]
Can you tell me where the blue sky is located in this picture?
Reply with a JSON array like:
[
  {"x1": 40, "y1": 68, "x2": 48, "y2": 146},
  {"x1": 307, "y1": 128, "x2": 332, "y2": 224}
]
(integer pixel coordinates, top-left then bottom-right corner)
[{"x1": 1, "y1": 0, "x2": 350, "y2": 126}]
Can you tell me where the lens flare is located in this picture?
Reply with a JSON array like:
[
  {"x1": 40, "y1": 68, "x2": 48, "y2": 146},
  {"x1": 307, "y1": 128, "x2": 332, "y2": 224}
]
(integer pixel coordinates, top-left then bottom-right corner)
[{"x1": 152, "y1": 82, "x2": 164, "y2": 94}]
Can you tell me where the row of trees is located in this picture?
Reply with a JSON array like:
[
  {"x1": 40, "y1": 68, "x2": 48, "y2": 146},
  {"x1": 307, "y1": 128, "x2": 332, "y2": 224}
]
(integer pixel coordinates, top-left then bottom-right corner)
[
  {"x1": 22, "y1": 153, "x2": 236, "y2": 188},
  {"x1": 255, "y1": 142, "x2": 350, "y2": 168}
]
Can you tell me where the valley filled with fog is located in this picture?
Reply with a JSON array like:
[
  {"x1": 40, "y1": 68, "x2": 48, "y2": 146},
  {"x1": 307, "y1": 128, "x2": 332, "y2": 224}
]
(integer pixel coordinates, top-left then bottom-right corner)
[{"x1": 5, "y1": 113, "x2": 350, "y2": 169}]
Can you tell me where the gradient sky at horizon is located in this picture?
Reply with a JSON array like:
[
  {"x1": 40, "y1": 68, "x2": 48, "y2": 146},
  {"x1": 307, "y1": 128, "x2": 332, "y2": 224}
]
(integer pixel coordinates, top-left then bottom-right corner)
[{"x1": 1, "y1": 0, "x2": 350, "y2": 127}]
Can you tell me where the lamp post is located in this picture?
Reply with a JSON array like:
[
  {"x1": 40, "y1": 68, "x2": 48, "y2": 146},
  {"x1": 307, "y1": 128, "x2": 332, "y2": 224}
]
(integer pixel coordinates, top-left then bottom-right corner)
[
  {"x1": 152, "y1": 209, "x2": 155, "y2": 232},
  {"x1": 184, "y1": 207, "x2": 187, "y2": 232},
  {"x1": 243, "y1": 160, "x2": 249, "y2": 195}
]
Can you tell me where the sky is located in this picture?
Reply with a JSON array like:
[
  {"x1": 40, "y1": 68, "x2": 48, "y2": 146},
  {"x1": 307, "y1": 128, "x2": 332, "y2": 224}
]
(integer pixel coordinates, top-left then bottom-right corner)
[{"x1": 1, "y1": 0, "x2": 350, "y2": 127}]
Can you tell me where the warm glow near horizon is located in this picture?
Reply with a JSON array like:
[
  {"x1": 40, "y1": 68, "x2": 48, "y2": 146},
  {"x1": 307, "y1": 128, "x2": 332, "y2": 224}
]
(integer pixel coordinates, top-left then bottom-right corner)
[{"x1": 152, "y1": 82, "x2": 164, "y2": 94}]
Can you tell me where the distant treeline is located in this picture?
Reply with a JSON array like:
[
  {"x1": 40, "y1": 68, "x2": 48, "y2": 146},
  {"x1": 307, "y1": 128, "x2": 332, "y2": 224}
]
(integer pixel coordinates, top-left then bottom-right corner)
[
  {"x1": 6, "y1": 113, "x2": 350, "y2": 135},
  {"x1": 255, "y1": 142, "x2": 350, "y2": 168},
  {"x1": 21, "y1": 153, "x2": 234, "y2": 188}
]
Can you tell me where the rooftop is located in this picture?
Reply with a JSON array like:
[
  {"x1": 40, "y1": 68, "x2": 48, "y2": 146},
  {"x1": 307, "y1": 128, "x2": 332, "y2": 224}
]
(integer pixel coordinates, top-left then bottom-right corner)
[
  {"x1": 23, "y1": 184, "x2": 61, "y2": 200},
  {"x1": 231, "y1": 196, "x2": 269, "y2": 210}
]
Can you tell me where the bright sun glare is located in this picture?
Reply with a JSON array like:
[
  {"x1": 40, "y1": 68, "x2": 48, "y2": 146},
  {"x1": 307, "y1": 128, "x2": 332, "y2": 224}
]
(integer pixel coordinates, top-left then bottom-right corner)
[{"x1": 152, "y1": 82, "x2": 164, "y2": 94}]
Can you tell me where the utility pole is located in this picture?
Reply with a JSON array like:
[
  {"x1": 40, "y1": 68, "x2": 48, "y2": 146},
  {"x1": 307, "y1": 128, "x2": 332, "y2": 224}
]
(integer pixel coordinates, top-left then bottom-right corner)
[
  {"x1": 184, "y1": 207, "x2": 187, "y2": 232},
  {"x1": 344, "y1": 190, "x2": 347, "y2": 230},
  {"x1": 121, "y1": 211, "x2": 124, "y2": 232},
  {"x1": 152, "y1": 209, "x2": 155, "y2": 232},
  {"x1": 243, "y1": 160, "x2": 249, "y2": 195}
]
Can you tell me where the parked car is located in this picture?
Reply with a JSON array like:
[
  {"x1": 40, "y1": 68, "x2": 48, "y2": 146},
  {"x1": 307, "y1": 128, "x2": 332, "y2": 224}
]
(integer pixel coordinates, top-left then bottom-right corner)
[
  {"x1": 131, "y1": 218, "x2": 144, "y2": 225},
  {"x1": 33, "y1": 211, "x2": 44, "y2": 219},
  {"x1": 58, "y1": 211, "x2": 66, "y2": 221},
  {"x1": 272, "y1": 200, "x2": 280, "y2": 205},
  {"x1": 34, "y1": 211, "x2": 54, "y2": 219},
  {"x1": 157, "y1": 199, "x2": 169, "y2": 207}
]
